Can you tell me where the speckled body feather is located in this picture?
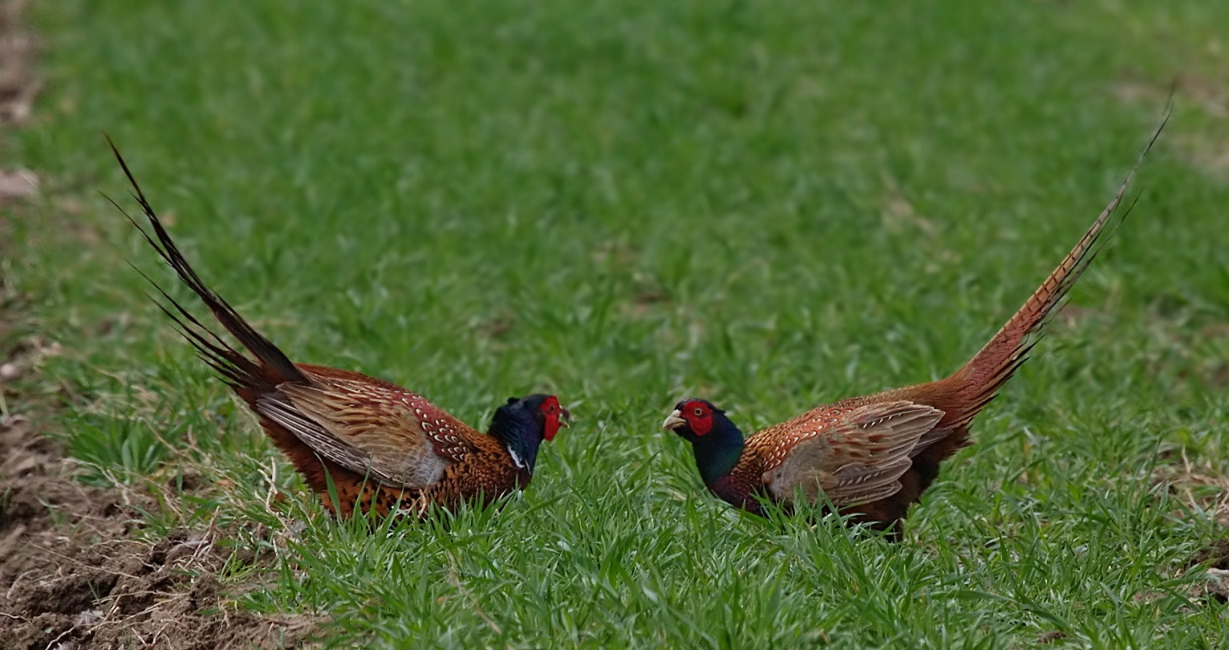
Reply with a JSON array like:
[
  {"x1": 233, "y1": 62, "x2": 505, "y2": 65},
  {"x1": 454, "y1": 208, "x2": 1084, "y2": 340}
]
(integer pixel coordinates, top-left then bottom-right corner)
[
  {"x1": 108, "y1": 140, "x2": 565, "y2": 520},
  {"x1": 259, "y1": 365, "x2": 537, "y2": 518},
  {"x1": 665, "y1": 113, "x2": 1169, "y2": 539}
]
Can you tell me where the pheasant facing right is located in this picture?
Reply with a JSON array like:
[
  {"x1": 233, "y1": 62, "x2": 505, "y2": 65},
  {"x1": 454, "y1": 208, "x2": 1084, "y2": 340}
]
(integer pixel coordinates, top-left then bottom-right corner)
[
  {"x1": 109, "y1": 140, "x2": 569, "y2": 520},
  {"x1": 663, "y1": 115, "x2": 1169, "y2": 539}
]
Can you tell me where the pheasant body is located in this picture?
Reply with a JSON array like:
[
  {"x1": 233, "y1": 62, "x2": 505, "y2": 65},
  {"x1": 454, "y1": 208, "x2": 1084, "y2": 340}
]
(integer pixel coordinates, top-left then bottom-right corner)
[
  {"x1": 108, "y1": 141, "x2": 567, "y2": 520},
  {"x1": 664, "y1": 116, "x2": 1168, "y2": 538},
  {"x1": 260, "y1": 364, "x2": 552, "y2": 518}
]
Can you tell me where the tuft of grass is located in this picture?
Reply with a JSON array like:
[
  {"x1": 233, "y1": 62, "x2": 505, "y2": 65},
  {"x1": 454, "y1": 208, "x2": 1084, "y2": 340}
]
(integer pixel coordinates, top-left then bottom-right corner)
[{"x1": 7, "y1": 0, "x2": 1229, "y2": 645}]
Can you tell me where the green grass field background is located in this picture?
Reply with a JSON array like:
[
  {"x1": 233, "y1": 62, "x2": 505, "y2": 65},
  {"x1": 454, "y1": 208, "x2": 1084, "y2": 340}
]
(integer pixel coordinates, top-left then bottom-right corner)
[{"x1": 8, "y1": 0, "x2": 1229, "y2": 646}]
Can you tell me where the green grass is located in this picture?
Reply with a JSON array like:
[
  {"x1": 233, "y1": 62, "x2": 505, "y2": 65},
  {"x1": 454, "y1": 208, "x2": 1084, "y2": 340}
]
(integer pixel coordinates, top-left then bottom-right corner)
[{"x1": 9, "y1": 0, "x2": 1229, "y2": 646}]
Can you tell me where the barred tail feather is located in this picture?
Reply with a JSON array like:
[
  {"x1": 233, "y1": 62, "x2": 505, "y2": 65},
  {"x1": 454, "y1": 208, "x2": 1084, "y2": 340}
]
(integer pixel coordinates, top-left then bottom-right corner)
[
  {"x1": 944, "y1": 107, "x2": 1170, "y2": 426},
  {"x1": 106, "y1": 136, "x2": 307, "y2": 389}
]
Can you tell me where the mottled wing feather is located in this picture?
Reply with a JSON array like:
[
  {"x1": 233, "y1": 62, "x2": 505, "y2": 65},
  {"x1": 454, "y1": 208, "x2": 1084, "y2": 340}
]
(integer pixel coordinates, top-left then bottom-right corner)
[
  {"x1": 255, "y1": 393, "x2": 401, "y2": 483},
  {"x1": 256, "y1": 376, "x2": 479, "y2": 489},
  {"x1": 820, "y1": 457, "x2": 917, "y2": 505},
  {"x1": 762, "y1": 401, "x2": 945, "y2": 507}
]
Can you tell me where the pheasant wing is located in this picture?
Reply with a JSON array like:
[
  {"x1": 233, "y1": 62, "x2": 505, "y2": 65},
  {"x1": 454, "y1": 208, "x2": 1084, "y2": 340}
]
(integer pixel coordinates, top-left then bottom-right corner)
[
  {"x1": 761, "y1": 401, "x2": 946, "y2": 507},
  {"x1": 255, "y1": 375, "x2": 478, "y2": 488}
]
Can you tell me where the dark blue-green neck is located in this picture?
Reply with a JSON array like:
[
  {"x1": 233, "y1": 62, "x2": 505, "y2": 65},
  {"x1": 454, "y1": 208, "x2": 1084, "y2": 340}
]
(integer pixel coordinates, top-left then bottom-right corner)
[
  {"x1": 489, "y1": 409, "x2": 544, "y2": 475},
  {"x1": 689, "y1": 416, "x2": 745, "y2": 487}
]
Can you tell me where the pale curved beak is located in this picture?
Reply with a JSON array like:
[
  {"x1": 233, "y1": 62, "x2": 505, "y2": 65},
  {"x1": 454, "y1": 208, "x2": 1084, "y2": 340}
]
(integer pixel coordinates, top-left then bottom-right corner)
[
  {"x1": 561, "y1": 407, "x2": 572, "y2": 428},
  {"x1": 661, "y1": 409, "x2": 686, "y2": 431}
]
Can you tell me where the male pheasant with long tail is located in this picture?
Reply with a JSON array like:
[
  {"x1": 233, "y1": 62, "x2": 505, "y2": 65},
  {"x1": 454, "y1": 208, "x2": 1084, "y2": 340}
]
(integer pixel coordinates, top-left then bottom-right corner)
[
  {"x1": 108, "y1": 141, "x2": 569, "y2": 520},
  {"x1": 663, "y1": 114, "x2": 1169, "y2": 539}
]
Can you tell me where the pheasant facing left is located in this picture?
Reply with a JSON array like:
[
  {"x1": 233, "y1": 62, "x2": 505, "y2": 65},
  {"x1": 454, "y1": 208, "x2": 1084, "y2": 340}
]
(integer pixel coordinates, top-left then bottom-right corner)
[
  {"x1": 108, "y1": 140, "x2": 569, "y2": 519},
  {"x1": 663, "y1": 115, "x2": 1168, "y2": 540}
]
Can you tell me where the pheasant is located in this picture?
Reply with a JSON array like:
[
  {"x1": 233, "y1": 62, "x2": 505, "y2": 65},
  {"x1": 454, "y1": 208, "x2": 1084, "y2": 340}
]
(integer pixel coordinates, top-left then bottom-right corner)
[
  {"x1": 107, "y1": 140, "x2": 569, "y2": 519},
  {"x1": 662, "y1": 116, "x2": 1168, "y2": 539}
]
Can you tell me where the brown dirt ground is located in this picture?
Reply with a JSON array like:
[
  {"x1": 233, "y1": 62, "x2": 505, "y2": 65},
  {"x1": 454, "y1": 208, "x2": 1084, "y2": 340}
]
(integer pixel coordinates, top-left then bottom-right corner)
[
  {"x1": 0, "y1": 2, "x2": 317, "y2": 647},
  {"x1": 0, "y1": 358, "x2": 318, "y2": 649}
]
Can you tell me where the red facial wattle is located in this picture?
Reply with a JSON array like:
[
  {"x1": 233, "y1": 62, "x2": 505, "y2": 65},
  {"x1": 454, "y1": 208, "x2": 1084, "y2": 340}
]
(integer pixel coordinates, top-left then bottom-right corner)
[
  {"x1": 540, "y1": 396, "x2": 566, "y2": 441},
  {"x1": 684, "y1": 402, "x2": 713, "y2": 436}
]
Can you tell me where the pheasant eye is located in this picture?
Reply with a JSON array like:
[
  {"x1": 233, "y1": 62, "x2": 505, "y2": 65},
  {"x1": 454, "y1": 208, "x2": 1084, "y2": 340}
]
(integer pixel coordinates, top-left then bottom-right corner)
[{"x1": 693, "y1": 407, "x2": 705, "y2": 417}]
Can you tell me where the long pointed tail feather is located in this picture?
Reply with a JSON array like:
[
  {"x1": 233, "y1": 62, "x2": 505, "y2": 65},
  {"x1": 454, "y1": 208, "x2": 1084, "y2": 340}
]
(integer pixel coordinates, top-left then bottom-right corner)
[
  {"x1": 943, "y1": 105, "x2": 1171, "y2": 427},
  {"x1": 106, "y1": 136, "x2": 307, "y2": 389}
]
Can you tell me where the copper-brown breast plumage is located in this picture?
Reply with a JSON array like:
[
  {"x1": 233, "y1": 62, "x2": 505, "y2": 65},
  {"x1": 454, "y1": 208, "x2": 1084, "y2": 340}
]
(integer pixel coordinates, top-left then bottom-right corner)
[{"x1": 748, "y1": 405, "x2": 858, "y2": 471}]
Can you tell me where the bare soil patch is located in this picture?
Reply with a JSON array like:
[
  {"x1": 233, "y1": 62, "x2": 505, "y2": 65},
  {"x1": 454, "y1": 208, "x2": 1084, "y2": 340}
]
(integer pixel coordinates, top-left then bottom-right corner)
[
  {"x1": 0, "y1": 401, "x2": 317, "y2": 648},
  {"x1": 0, "y1": 3, "x2": 318, "y2": 647}
]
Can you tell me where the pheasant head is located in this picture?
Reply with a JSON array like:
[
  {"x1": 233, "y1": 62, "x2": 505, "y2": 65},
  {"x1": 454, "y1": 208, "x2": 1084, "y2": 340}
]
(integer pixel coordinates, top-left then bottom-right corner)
[
  {"x1": 490, "y1": 394, "x2": 570, "y2": 476},
  {"x1": 662, "y1": 398, "x2": 745, "y2": 487}
]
